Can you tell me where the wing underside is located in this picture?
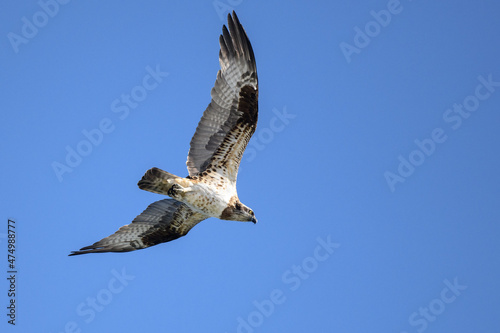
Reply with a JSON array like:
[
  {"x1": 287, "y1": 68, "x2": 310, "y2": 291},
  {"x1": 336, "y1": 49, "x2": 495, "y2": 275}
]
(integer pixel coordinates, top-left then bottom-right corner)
[
  {"x1": 186, "y1": 11, "x2": 258, "y2": 182},
  {"x1": 69, "y1": 199, "x2": 207, "y2": 255}
]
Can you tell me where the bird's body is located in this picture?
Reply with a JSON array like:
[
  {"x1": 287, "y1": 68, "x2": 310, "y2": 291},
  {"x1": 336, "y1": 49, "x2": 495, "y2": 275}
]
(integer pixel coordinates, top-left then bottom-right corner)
[
  {"x1": 148, "y1": 171, "x2": 236, "y2": 219},
  {"x1": 70, "y1": 11, "x2": 258, "y2": 256}
]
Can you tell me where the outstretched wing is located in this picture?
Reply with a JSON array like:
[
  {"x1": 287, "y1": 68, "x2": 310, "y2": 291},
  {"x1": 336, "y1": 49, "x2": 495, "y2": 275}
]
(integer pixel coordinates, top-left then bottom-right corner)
[
  {"x1": 187, "y1": 11, "x2": 258, "y2": 183},
  {"x1": 69, "y1": 199, "x2": 207, "y2": 255}
]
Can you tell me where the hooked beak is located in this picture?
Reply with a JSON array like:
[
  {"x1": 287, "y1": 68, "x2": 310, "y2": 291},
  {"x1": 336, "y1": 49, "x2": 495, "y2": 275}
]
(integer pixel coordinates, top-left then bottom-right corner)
[{"x1": 251, "y1": 217, "x2": 258, "y2": 224}]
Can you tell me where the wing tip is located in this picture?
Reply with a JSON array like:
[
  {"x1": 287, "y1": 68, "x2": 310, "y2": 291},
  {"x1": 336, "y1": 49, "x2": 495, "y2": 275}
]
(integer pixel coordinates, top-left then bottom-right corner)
[
  {"x1": 69, "y1": 238, "x2": 141, "y2": 256},
  {"x1": 68, "y1": 249, "x2": 96, "y2": 256},
  {"x1": 68, "y1": 245, "x2": 137, "y2": 256},
  {"x1": 219, "y1": 10, "x2": 257, "y2": 75},
  {"x1": 68, "y1": 245, "x2": 107, "y2": 256},
  {"x1": 228, "y1": 10, "x2": 237, "y2": 22}
]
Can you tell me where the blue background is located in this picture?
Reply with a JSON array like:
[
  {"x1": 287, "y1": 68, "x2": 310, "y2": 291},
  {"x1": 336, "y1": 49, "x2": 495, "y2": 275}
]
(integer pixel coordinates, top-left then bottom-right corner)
[{"x1": 2, "y1": 1, "x2": 500, "y2": 332}]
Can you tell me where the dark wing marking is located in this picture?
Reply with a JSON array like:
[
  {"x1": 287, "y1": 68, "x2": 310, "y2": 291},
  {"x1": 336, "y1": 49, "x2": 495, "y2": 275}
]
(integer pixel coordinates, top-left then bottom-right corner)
[
  {"x1": 186, "y1": 11, "x2": 258, "y2": 176},
  {"x1": 69, "y1": 199, "x2": 207, "y2": 255},
  {"x1": 203, "y1": 85, "x2": 257, "y2": 184}
]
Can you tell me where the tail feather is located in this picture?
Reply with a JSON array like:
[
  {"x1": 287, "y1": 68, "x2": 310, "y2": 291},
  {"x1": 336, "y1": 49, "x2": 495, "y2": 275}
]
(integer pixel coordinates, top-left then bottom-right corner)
[{"x1": 138, "y1": 167, "x2": 178, "y2": 194}]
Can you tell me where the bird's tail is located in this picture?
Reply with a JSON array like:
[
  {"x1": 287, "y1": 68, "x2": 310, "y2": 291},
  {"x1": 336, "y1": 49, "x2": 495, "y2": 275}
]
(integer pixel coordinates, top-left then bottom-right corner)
[{"x1": 138, "y1": 167, "x2": 179, "y2": 195}]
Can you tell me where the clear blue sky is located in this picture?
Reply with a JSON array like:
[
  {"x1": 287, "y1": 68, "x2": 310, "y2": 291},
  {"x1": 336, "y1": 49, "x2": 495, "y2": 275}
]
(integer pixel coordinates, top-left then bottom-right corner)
[{"x1": 2, "y1": 1, "x2": 500, "y2": 332}]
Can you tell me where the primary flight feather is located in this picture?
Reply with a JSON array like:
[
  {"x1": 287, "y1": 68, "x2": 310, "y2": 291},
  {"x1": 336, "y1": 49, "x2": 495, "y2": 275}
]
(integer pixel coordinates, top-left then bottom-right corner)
[{"x1": 70, "y1": 11, "x2": 258, "y2": 255}]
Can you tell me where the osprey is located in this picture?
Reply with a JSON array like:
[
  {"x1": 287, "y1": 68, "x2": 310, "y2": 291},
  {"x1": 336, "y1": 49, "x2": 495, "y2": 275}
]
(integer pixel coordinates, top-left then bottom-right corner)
[{"x1": 70, "y1": 11, "x2": 258, "y2": 255}]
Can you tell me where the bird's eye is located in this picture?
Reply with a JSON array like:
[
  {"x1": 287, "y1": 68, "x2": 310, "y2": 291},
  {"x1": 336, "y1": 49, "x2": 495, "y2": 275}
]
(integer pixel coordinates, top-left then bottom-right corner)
[{"x1": 249, "y1": 210, "x2": 254, "y2": 215}]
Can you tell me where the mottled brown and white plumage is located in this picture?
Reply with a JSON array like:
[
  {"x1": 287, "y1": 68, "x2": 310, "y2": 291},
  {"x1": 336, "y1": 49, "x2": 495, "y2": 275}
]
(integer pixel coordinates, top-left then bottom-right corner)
[{"x1": 69, "y1": 11, "x2": 258, "y2": 256}]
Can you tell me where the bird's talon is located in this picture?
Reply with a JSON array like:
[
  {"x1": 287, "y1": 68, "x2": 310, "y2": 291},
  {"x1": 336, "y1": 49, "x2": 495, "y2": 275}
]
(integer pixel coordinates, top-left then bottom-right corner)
[{"x1": 168, "y1": 184, "x2": 183, "y2": 198}]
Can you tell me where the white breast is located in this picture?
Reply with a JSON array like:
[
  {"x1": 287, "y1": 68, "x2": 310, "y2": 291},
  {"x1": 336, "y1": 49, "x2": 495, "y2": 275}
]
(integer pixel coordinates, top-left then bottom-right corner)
[{"x1": 184, "y1": 182, "x2": 236, "y2": 218}]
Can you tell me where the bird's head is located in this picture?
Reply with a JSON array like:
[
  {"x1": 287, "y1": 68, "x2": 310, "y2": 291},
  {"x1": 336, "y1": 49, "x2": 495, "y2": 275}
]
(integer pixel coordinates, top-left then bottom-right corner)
[{"x1": 222, "y1": 201, "x2": 257, "y2": 223}]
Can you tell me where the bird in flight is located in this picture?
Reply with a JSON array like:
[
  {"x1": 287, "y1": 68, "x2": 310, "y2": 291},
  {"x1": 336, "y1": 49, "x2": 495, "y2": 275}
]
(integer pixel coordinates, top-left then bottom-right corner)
[{"x1": 70, "y1": 11, "x2": 258, "y2": 255}]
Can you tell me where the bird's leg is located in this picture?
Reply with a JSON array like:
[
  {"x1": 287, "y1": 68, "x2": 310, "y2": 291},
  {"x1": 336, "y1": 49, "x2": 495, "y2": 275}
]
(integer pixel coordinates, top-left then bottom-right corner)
[{"x1": 167, "y1": 184, "x2": 192, "y2": 200}]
